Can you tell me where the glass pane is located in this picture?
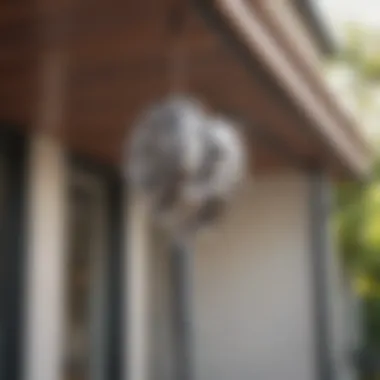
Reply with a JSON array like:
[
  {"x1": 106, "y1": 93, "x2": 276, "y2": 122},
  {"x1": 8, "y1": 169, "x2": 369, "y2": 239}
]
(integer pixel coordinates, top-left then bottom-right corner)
[
  {"x1": 0, "y1": 150, "x2": 5, "y2": 227},
  {"x1": 64, "y1": 178, "x2": 107, "y2": 380},
  {"x1": 0, "y1": 150, "x2": 6, "y2": 379}
]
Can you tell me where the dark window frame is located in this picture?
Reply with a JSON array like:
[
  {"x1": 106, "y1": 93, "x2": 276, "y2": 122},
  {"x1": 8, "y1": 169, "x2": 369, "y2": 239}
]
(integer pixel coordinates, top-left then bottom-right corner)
[
  {"x1": 68, "y1": 155, "x2": 125, "y2": 380},
  {"x1": 0, "y1": 126, "x2": 28, "y2": 380}
]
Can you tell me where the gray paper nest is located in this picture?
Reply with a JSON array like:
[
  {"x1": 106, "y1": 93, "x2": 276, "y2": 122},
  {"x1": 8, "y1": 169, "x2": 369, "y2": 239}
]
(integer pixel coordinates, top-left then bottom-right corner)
[{"x1": 125, "y1": 95, "x2": 248, "y2": 234}]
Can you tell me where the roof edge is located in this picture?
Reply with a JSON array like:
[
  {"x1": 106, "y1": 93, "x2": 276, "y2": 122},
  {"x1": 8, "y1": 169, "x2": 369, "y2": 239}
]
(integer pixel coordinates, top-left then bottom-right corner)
[
  {"x1": 293, "y1": 0, "x2": 337, "y2": 56},
  {"x1": 212, "y1": 0, "x2": 373, "y2": 179}
]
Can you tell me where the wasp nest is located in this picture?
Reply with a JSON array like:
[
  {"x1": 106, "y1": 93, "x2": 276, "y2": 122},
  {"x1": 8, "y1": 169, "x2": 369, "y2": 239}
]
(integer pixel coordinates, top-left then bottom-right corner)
[{"x1": 125, "y1": 95, "x2": 247, "y2": 233}]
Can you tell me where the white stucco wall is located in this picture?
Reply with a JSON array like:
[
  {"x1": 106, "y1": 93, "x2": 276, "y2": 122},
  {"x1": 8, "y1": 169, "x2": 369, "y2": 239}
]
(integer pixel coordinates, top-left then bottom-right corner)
[
  {"x1": 18, "y1": 136, "x2": 357, "y2": 380},
  {"x1": 195, "y1": 172, "x2": 316, "y2": 380},
  {"x1": 151, "y1": 171, "x2": 317, "y2": 380}
]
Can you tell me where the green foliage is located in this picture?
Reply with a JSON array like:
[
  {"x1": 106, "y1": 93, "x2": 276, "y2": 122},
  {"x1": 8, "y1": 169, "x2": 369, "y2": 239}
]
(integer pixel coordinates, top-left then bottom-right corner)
[
  {"x1": 332, "y1": 24, "x2": 380, "y2": 352},
  {"x1": 363, "y1": 54, "x2": 380, "y2": 83},
  {"x1": 335, "y1": 181, "x2": 366, "y2": 272},
  {"x1": 336, "y1": 24, "x2": 380, "y2": 84},
  {"x1": 364, "y1": 296, "x2": 380, "y2": 348},
  {"x1": 331, "y1": 24, "x2": 380, "y2": 113},
  {"x1": 333, "y1": 22, "x2": 380, "y2": 276},
  {"x1": 335, "y1": 159, "x2": 380, "y2": 276},
  {"x1": 336, "y1": 158, "x2": 380, "y2": 354},
  {"x1": 338, "y1": 24, "x2": 365, "y2": 67}
]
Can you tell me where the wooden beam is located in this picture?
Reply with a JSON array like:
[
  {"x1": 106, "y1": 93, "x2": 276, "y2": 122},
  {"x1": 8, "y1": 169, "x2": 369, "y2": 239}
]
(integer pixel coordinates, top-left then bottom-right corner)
[
  {"x1": 0, "y1": 0, "x2": 218, "y2": 63},
  {"x1": 211, "y1": 0, "x2": 371, "y2": 177}
]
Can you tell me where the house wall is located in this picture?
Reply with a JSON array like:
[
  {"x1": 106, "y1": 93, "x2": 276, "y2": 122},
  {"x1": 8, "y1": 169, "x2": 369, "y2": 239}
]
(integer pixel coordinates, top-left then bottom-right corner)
[
  {"x1": 194, "y1": 172, "x2": 315, "y2": 380},
  {"x1": 151, "y1": 172, "x2": 316, "y2": 380},
  {"x1": 149, "y1": 171, "x2": 359, "y2": 380},
  {"x1": 17, "y1": 133, "x2": 358, "y2": 380}
]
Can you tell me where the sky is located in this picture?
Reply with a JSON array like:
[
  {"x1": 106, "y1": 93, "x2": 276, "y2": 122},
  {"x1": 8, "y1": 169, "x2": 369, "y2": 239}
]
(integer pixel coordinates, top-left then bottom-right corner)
[{"x1": 318, "y1": 0, "x2": 380, "y2": 36}]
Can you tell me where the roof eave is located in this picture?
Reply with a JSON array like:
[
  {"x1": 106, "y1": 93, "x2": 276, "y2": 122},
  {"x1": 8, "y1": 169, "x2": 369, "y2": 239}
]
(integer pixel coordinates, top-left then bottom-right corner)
[
  {"x1": 211, "y1": 0, "x2": 373, "y2": 179},
  {"x1": 293, "y1": 0, "x2": 337, "y2": 56}
]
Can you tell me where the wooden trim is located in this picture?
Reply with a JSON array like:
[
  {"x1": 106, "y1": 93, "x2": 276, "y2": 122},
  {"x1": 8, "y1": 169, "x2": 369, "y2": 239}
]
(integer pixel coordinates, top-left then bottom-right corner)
[
  {"x1": 23, "y1": 133, "x2": 67, "y2": 380},
  {"x1": 207, "y1": 0, "x2": 372, "y2": 178},
  {"x1": 293, "y1": 0, "x2": 336, "y2": 56},
  {"x1": 255, "y1": 1, "x2": 369, "y2": 159}
]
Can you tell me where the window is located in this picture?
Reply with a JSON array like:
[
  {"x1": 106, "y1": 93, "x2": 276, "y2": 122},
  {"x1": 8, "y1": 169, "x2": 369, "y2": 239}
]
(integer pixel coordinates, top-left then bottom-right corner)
[
  {"x1": 63, "y1": 162, "x2": 123, "y2": 380},
  {"x1": 64, "y1": 172, "x2": 108, "y2": 380},
  {"x1": 0, "y1": 128, "x2": 26, "y2": 380}
]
